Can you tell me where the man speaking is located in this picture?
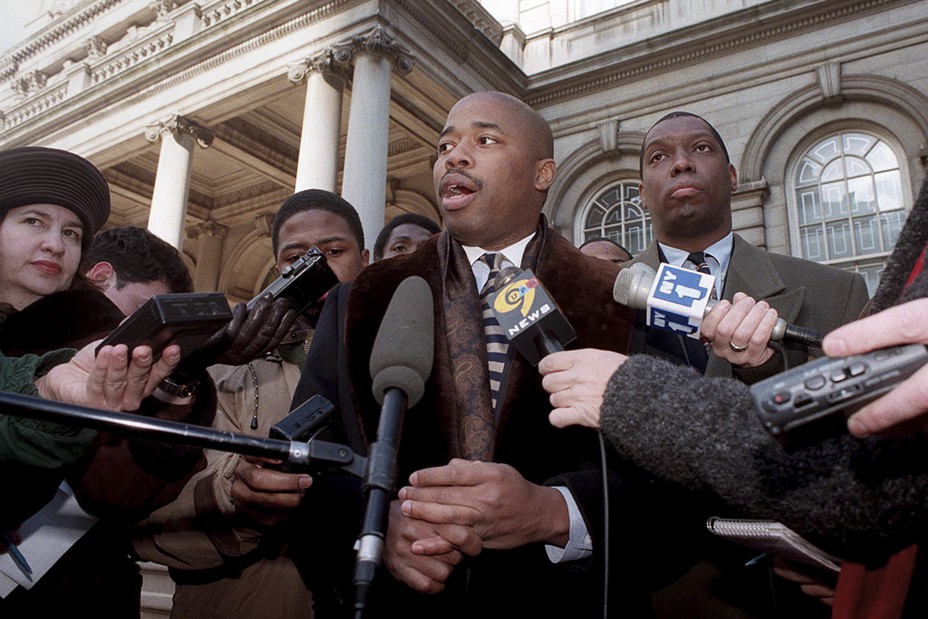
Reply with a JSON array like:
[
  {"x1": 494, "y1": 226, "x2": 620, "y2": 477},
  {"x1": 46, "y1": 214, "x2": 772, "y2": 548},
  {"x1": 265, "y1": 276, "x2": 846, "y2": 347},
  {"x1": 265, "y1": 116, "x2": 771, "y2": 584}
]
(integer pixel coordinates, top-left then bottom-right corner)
[{"x1": 292, "y1": 91, "x2": 701, "y2": 618}]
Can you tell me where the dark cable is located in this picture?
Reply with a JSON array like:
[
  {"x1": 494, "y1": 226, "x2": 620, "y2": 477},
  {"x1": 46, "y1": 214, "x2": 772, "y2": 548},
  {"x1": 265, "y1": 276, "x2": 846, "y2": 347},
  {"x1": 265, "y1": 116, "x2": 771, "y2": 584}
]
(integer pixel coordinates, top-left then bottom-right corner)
[{"x1": 599, "y1": 430, "x2": 609, "y2": 619}]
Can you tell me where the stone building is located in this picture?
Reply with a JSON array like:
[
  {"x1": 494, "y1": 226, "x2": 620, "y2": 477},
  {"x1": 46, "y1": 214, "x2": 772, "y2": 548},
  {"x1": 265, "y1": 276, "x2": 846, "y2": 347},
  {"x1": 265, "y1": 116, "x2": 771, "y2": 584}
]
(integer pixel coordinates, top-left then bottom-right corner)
[{"x1": 1, "y1": 0, "x2": 926, "y2": 614}]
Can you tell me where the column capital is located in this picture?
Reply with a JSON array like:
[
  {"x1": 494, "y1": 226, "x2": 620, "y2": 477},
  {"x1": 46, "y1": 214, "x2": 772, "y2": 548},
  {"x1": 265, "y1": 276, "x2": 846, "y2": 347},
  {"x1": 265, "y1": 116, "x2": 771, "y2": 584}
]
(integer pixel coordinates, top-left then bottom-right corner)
[
  {"x1": 287, "y1": 48, "x2": 352, "y2": 85},
  {"x1": 254, "y1": 213, "x2": 276, "y2": 237},
  {"x1": 331, "y1": 25, "x2": 415, "y2": 75},
  {"x1": 144, "y1": 114, "x2": 214, "y2": 148},
  {"x1": 188, "y1": 220, "x2": 228, "y2": 240}
]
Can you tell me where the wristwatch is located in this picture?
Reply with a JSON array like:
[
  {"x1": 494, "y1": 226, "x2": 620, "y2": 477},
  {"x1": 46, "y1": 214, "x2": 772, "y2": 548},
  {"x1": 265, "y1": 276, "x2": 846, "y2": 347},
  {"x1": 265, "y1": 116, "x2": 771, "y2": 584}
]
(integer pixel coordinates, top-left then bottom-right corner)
[{"x1": 157, "y1": 375, "x2": 199, "y2": 399}]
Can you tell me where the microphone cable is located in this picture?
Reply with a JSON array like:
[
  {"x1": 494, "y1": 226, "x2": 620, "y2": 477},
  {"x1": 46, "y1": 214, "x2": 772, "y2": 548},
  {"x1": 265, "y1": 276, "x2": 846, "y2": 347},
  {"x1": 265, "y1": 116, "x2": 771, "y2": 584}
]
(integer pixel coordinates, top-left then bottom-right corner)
[{"x1": 598, "y1": 430, "x2": 610, "y2": 619}]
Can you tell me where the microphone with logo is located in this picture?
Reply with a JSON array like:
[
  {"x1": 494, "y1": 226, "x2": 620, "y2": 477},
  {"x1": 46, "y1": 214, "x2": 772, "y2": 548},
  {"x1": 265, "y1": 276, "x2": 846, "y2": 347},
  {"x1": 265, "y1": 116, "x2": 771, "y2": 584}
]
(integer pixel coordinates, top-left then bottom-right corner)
[
  {"x1": 613, "y1": 262, "x2": 825, "y2": 347},
  {"x1": 488, "y1": 267, "x2": 577, "y2": 365},
  {"x1": 353, "y1": 276, "x2": 434, "y2": 616}
]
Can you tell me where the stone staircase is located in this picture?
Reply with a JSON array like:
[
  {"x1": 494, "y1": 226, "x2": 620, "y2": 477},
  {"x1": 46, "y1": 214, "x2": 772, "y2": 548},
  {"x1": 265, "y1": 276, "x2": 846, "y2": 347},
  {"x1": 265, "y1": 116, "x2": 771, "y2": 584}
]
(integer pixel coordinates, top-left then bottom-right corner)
[{"x1": 139, "y1": 561, "x2": 174, "y2": 618}]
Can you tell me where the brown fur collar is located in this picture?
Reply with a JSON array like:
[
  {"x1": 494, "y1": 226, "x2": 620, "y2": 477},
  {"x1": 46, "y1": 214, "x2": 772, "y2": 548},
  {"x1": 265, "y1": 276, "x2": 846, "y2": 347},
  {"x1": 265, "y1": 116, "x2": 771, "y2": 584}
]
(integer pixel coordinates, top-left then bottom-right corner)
[{"x1": 345, "y1": 219, "x2": 634, "y2": 473}]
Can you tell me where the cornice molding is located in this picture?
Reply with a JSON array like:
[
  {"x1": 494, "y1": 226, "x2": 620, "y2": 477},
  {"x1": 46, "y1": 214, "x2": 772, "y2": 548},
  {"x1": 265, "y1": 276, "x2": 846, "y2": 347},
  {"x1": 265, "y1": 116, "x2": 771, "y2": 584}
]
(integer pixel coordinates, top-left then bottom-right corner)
[
  {"x1": 1, "y1": 0, "x2": 125, "y2": 78},
  {"x1": 1, "y1": 0, "x2": 352, "y2": 137},
  {"x1": 391, "y1": 0, "x2": 522, "y2": 94},
  {"x1": 525, "y1": 0, "x2": 897, "y2": 108}
]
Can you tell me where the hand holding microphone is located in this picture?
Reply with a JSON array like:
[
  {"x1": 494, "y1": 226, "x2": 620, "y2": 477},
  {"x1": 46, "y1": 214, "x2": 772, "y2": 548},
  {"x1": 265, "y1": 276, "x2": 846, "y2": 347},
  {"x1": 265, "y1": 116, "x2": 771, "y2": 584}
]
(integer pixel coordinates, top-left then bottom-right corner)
[{"x1": 614, "y1": 263, "x2": 825, "y2": 366}]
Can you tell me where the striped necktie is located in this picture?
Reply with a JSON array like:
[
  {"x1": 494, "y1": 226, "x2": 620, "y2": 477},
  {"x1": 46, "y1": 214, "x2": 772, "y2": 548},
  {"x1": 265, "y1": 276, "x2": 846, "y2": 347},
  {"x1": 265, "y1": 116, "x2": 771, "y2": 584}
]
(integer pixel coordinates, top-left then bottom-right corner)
[
  {"x1": 479, "y1": 252, "x2": 509, "y2": 412},
  {"x1": 687, "y1": 251, "x2": 717, "y2": 301},
  {"x1": 685, "y1": 251, "x2": 716, "y2": 367}
]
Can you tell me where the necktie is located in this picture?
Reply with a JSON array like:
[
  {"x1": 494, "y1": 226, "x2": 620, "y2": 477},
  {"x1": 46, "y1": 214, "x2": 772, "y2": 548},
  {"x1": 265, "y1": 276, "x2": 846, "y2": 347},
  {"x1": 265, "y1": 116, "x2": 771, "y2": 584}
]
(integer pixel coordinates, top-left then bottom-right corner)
[
  {"x1": 684, "y1": 251, "x2": 713, "y2": 371},
  {"x1": 686, "y1": 251, "x2": 717, "y2": 301},
  {"x1": 479, "y1": 252, "x2": 509, "y2": 412}
]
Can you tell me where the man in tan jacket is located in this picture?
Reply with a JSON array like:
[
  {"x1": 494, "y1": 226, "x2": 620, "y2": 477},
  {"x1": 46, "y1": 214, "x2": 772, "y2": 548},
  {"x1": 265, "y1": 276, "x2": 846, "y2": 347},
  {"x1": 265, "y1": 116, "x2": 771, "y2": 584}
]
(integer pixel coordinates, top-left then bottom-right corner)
[{"x1": 132, "y1": 189, "x2": 368, "y2": 619}]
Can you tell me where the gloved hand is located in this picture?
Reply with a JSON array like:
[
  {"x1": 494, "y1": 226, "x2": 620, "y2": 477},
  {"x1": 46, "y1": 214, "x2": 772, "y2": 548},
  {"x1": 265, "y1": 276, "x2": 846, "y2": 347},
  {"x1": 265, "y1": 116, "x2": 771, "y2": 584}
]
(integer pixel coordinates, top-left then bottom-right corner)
[
  {"x1": 215, "y1": 294, "x2": 299, "y2": 365},
  {"x1": 171, "y1": 294, "x2": 299, "y2": 382}
]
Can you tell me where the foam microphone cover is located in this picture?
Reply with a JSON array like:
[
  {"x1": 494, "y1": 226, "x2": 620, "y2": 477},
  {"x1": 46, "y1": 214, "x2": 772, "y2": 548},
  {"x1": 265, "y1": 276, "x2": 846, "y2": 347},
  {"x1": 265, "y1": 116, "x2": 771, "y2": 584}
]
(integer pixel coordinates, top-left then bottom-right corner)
[
  {"x1": 613, "y1": 262, "x2": 656, "y2": 308},
  {"x1": 370, "y1": 276, "x2": 434, "y2": 407}
]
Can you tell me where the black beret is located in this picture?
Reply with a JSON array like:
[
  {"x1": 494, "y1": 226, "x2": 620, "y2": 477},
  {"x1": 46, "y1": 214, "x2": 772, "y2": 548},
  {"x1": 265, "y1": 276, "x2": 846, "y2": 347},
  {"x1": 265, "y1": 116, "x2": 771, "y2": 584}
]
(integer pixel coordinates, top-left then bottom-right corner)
[{"x1": 0, "y1": 146, "x2": 111, "y2": 249}]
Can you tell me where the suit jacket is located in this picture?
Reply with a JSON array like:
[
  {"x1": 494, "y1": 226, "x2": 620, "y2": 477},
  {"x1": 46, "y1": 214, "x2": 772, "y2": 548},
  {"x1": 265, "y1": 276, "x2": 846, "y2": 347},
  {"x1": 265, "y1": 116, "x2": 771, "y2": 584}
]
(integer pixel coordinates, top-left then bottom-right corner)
[
  {"x1": 630, "y1": 233, "x2": 870, "y2": 381},
  {"x1": 292, "y1": 223, "x2": 705, "y2": 618}
]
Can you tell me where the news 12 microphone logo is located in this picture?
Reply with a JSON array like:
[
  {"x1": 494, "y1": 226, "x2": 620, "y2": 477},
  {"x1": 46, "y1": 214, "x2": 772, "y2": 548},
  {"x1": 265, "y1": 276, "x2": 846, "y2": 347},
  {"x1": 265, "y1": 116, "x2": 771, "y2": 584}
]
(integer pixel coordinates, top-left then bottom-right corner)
[
  {"x1": 646, "y1": 264, "x2": 716, "y2": 339},
  {"x1": 491, "y1": 272, "x2": 549, "y2": 337}
]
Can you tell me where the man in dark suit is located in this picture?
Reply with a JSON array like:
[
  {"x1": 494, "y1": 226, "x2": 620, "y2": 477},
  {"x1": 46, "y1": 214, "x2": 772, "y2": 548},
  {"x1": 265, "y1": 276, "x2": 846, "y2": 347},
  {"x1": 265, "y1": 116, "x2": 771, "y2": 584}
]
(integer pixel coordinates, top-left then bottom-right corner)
[
  {"x1": 292, "y1": 91, "x2": 701, "y2": 618},
  {"x1": 631, "y1": 111, "x2": 870, "y2": 618},
  {"x1": 630, "y1": 111, "x2": 869, "y2": 382}
]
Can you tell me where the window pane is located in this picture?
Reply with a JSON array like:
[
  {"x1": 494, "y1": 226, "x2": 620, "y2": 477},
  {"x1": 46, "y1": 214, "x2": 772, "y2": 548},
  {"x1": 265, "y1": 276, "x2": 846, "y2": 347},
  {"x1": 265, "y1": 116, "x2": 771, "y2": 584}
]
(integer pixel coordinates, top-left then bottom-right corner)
[
  {"x1": 847, "y1": 176, "x2": 876, "y2": 215},
  {"x1": 852, "y1": 215, "x2": 880, "y2": 255},
  {"x1": 866, "y1": 141, "x2": 897, "y2": 172},
  {"x1": 826, "y1": 220, "x2": 853, "y2": 258},
  {"x1": 797, "y1": 189, "x2": 821, "y2": 225},
  {"x1": 821, "y1": 160, "x2": 844, "y2": 182},
  {"x1": 795, "y1": 159, "x2": 821, "y2": 185},
  {"x1": 875, "y1": 170, "x2": 903, "y2": 211},
  {"x1": 843, "y1": 133, "x2": 874, "y2": 157},
  {"x1": 856, "y1": 262, "x2": 885, "y2": 297},
  {"x1": 881, "y1": 210, "x2": 906, "y2": 249},
  {"x1": 821, "y1": 181, "x2": 848, "y2": 219},
  {"x1": 585, "y1": 205, "x2": 606, "y2": 228},
  {"x1": 800, "y1": 226, "x2": 826, "y2": 261},
  {"x1": 811, "y1": 138, "x2": 839, "y2": 163},
  {"x1": 845, "y1": 156, "x2": 870, "y2": 178}
]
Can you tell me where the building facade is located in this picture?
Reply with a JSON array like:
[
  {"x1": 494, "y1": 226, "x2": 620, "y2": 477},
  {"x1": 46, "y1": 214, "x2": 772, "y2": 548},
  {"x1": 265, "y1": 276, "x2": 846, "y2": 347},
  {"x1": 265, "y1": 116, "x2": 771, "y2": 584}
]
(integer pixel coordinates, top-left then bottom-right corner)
[{"x1": 2, "y1": 0, "x2": 926, "y2": 613}]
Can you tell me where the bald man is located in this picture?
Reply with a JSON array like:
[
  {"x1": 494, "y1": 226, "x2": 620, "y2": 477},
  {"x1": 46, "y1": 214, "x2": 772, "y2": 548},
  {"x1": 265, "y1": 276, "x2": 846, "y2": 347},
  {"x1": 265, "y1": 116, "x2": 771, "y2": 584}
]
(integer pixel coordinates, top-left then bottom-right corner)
[{"x1": 292, "y1": 91, "x2": 699, "y2": 618}]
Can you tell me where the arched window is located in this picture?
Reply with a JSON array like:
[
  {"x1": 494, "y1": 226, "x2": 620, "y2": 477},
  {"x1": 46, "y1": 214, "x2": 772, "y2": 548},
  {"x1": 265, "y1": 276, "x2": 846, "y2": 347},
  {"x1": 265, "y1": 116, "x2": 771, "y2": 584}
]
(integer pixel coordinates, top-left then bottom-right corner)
[
  {"x1": 790, "y1": 130, "x2": 907, "y2": 294},
  {"x1": 580, "y1": 180, "x2": 651, "y2": 255}
]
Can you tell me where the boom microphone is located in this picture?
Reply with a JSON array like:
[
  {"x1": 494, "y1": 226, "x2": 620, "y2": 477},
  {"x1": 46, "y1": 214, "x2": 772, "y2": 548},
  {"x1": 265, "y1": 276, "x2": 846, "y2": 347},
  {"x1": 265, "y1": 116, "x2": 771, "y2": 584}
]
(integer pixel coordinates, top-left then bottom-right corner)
[
  {"x1": 613, "y1": 262, "x2": 825, "y2": 347},
  {"x1": 354, "y1": 275, "x2": 434, "y2": 615},
  {"x1": 488, "y1": 268, "x2": 577, "y2": 365}
]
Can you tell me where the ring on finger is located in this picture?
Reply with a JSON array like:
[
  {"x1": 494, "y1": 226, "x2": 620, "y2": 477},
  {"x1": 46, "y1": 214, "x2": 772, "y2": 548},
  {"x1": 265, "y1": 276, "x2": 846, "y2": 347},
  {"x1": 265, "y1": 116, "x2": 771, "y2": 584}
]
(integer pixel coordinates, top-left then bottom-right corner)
[{"x1": 729, "y1": 341, "x2": 748, "y2": 353}]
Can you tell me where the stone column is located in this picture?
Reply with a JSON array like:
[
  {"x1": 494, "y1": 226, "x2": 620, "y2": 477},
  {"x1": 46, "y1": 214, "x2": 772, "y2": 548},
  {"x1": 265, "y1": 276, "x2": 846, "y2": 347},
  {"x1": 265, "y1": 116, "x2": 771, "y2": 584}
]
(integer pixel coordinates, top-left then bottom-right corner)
[
  {"x1": 144, "y1": 114, "x2": 213, "y2": 249},
  {"x1": 188, "y1": 221, "x2": 227, "y2": 291},
  {"x1": 288, "y1": 50, "x2": 349, "y2": 192},
  {"x1": 337, "y1": 26, "x2": 414, "y2": 251}
]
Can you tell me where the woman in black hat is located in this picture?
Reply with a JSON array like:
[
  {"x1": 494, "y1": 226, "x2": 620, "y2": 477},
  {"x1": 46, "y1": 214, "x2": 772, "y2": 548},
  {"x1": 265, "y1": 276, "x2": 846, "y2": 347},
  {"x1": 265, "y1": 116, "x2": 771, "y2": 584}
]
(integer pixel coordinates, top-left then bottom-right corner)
[{"x1": 0, "y1": 146, "x2": 216, "y2": 617}]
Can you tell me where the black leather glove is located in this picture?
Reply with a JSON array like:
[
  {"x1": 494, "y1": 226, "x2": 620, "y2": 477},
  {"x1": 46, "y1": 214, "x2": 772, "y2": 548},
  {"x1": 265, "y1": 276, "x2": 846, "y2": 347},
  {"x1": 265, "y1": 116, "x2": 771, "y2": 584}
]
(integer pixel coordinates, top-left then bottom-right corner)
[{"x1": 170, "y1": 294, "x2": 299, "y2": 383}]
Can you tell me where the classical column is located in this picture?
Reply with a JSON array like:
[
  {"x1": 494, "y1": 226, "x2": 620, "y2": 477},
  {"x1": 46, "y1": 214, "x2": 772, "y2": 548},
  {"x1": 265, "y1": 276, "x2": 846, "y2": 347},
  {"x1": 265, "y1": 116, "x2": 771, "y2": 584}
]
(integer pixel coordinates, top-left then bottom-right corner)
[
  {"x1": 144, "y1": 114, "x2": 213, "y2": 249},
  {"x1": 288, "y1": 50, "x2": 349, "y2": 192},
  {"x1": 188, "y1": 221, "x2": 227, "y2": 292},
  {"x1": 337, "y1": 26, "x2": 414, "y2": 251}
]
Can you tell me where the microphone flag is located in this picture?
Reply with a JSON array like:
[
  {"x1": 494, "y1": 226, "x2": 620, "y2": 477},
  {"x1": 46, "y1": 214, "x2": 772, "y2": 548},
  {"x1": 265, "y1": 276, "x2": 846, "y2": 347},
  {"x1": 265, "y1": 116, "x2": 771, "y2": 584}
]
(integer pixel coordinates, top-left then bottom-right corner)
[{"x1": 647, "y1": 263, "x2": 716, "y2": 340}]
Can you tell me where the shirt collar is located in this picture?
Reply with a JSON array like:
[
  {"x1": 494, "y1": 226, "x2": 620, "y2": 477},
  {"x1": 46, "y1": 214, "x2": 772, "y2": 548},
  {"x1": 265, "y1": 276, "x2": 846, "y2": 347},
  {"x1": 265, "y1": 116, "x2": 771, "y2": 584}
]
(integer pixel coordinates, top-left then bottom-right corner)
[
  {"x1": 658, "y1": 232, "x2": 733, "y2": 273},
  {"x1": 463, "y1": 233, "x2": 535, "y2": 270}
]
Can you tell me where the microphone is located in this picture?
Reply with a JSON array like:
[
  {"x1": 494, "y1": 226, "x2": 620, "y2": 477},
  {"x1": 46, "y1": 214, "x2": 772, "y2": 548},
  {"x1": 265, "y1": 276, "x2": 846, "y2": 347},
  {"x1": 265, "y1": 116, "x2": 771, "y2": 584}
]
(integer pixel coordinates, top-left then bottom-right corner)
[
  {"x1": 488, "y1": 268, "x2": 577, "y2": 365},
  {"x1": 613, "y1": 262, "x2": 825, "y2": 347},
  {"x1": 354, "y1": 275, "x2": 434, "y2": 614}
]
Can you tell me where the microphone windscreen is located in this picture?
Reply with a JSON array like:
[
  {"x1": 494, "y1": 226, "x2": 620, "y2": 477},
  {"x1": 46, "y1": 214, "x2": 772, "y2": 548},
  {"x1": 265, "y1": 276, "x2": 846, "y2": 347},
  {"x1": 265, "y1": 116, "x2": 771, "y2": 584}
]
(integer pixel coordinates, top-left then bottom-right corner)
[
  {"x1": 370, "y1": 276, "x2": 434, "y2": 407},
  {"x1": 612, "y1": 262, "x2": 655, "y2": 309}
]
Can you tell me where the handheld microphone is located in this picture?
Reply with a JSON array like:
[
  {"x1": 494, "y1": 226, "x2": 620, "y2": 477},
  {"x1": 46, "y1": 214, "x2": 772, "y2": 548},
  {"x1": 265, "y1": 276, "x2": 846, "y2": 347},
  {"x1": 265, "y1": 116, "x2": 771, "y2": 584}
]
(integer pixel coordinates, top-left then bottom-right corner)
[
  {"x1": 613, "y1": 263, "x2": 825, "y2": 347},
  {"x1": 488, "y1": 268, "x2": 577, "y2": 365},
  {"x1": 354, "y1": 276, "x2": 434, "y2": 614}
]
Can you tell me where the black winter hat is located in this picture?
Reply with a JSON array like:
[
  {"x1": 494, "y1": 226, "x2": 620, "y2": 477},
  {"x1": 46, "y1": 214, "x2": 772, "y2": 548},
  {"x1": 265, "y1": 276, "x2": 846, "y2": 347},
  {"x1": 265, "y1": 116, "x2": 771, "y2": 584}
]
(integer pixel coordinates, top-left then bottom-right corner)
[{"x1": 0, "y1": 146, "x2": 111, "y2": 249}]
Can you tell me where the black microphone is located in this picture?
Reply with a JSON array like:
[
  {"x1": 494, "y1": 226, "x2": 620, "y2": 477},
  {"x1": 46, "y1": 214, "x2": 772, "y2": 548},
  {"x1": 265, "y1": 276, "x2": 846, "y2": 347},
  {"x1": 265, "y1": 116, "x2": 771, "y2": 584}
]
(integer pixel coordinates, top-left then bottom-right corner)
[
  {"x1": 488, "y1": 268, "x2": 577, "y2": 365},
  {"x1": 613, "y1": 263, "x2": 825, "y2": 347},
  {"x1": 354, "y1": 275, "x2": 434, "y2": 615}
]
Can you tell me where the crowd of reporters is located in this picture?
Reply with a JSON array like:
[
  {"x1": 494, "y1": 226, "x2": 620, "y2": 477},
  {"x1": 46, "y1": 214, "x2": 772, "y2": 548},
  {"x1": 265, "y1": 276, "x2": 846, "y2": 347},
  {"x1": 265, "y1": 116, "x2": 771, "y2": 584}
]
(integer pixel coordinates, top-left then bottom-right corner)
[{"x1": 0, "y1": 93, "x2": 926, "y2": 619}]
